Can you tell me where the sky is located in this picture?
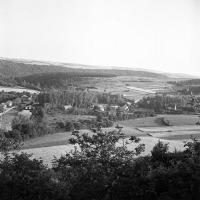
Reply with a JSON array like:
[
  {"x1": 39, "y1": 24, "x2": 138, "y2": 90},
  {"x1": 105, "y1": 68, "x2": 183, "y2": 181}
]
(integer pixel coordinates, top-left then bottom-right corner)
[{"x1": 0, "y1": 0, "x2": 199, "y2": 76}]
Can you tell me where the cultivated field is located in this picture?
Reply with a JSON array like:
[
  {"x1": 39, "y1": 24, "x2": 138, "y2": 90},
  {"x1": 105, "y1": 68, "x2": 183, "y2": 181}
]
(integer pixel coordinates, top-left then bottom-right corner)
[
  {"x1": 21, "y1": 136, "x2": 185, "y2": 167},
  {"x1": 87, "y1": 76, "x2": 172, "y2": 101},
  {"x1": 160, "y1": 114, "x2": 199, "y2": 126},
  {"x1": 117, "y1": 114, "x2": 200, "y2": 141},
  {"x1": 23, "y1": 114, "x2": 200, "y2": 159}
]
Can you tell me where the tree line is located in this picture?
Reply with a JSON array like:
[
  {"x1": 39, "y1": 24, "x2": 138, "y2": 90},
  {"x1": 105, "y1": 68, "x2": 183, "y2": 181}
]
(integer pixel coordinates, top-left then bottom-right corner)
[{"x1": 15, "y1": 72, "x2": 116, "y2": 89}]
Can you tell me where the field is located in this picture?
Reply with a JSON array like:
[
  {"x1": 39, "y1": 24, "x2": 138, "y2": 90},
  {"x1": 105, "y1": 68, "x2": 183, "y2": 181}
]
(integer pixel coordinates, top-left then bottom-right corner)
[
  {"x1": 86, "y1": 76, "x2": 172, "y2": 101},
  {"x1": 117, "y1": 114, "x2": 200, "y2": 141},
  {"x1": 20, "y1": 136, "x2": 185, "y2": 167},
  {"x1": 21, "y1": 114, "x2": 198, "y2": 167},
  {"x1": 23, "y1": 131, "x2": 73, "y2": 149}
]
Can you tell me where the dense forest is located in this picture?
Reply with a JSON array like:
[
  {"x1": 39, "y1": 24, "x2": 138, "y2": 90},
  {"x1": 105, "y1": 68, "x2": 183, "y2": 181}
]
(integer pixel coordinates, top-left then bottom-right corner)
[
  {"x1": 15, "y1": 72, "x2": 115, "y2": 89},
  {"x1": 137, "y1": 95, "x2": 183, "y2": 113},
  {"x1": 37, "y1": 90, "x2": 125, "y2": 109}
]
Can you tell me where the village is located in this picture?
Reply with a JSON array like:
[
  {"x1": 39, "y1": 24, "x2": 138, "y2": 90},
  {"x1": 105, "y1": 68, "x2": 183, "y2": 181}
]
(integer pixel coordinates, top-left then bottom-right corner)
[{"x1": 0, "y1": 85, "x2": 200, "y2": 138}]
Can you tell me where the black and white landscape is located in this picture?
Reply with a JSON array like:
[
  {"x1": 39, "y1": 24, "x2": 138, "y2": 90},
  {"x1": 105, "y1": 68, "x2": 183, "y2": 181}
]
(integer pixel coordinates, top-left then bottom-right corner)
[{"x1": 0, "y1": 1, "x2": 200, "y2": 200}]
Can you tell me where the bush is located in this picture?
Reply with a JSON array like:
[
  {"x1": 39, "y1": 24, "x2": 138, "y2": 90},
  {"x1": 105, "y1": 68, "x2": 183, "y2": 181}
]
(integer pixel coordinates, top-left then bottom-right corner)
[
  {"x1": 65, "y1": 121, "x2": 74, "y2": 131},
  {"x1": 11, "y1": 115, "x2": 50, "y2": 140},
  {"x1": 0, "y1": 153, "x2": 67, "y2": 200},
  {"x1": 53, "y1": 128, "x2": 145, "y2": 199},
  {"x1": 2, "y1": 129, "x2": 200, "y2": 199}
]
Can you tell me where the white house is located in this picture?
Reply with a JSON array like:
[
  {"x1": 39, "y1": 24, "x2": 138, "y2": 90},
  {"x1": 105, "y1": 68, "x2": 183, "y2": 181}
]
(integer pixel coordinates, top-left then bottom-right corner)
[
  {"x1": 121, "y1": 105, "x2": 129, "y2": 112},
  {"x1": 93, "y1": 104, "x2": 107, "y2": 112},
  {"x1": 6, "y1": 101, "x2": 13, "y2": 107},
  {"x1": 1, "y1": 103, "x2": 7, "y2": 110},
  {"x1": 64, "y1": 105, "x2": 73, "y2": 111}
]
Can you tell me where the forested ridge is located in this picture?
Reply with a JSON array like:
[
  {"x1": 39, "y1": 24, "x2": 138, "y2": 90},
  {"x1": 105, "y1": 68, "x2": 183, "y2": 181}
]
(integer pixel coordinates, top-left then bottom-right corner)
[{"x1": 0, "y1": 58, "x2": 169, "y2": 78}]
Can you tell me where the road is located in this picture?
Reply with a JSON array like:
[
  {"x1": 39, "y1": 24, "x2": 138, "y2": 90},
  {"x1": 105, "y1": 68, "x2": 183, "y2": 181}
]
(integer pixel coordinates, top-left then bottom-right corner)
[
  {"x1": 0, "y1": 106, "x2": 16, "y2": 117},
  {"x1": 126, "y1": 86, "x2": 156, "y2": 94}
]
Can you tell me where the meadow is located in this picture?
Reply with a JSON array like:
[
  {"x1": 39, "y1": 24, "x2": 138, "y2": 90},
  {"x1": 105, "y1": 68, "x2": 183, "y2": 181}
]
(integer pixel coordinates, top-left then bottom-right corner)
[{"x1": 20, "y1": 113, "x2": 199, "y2": 166}]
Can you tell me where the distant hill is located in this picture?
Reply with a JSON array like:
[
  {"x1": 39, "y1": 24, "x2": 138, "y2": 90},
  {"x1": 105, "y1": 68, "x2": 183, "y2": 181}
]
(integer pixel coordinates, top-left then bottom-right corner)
[
  {"x1": 0, "y1": 59, "x2": 81, "y2": 77},
  {"x1": 0, "y1": 58, "x2": 169, "y2": 79}
]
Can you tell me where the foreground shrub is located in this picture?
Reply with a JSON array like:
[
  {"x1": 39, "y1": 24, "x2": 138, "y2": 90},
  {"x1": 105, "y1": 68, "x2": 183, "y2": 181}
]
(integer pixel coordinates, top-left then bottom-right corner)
[
  {"x1": 0, "y1": 153, "x2": 67, "y2": 200},
  {"x1": 53, "y1": 128, "x2": 145, "y2": 199},
  {"x1": 1, "y1": 128, "x2": 200, "y2": 199}
]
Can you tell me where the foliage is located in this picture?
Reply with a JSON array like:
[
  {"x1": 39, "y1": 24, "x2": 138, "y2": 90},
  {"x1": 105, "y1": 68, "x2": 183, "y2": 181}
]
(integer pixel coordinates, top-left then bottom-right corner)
[
  {"x1": 0, "y1": 130, "x2": 22, "y2": 153},
  {"x1": 11, "y1": 108, "x2": 50, "y2": 140},
  {"x1": 1, "y1": 125, "x2": 200, "y2": 199},
  {"x1": 12, "y1": 115, "x2": 36, "y2": 139},
  {"x1": 16, "y1": 72, "x2": 115, "y2": 89},
  {"x1": 52, "y1": 128, "x2": 145, "y2": 199},
  {"x1": 0, "y1": 91, "x2": 18, "y2": 104},
  {"x1": 31, "y1": 105, "x2": 45, "y2": 122},
  {"x1": 137, "y1": 95, "x2": 183, "y2": 113},
  {"x1": 0, "y1": 153, "x2": 66, "y2": 200}
]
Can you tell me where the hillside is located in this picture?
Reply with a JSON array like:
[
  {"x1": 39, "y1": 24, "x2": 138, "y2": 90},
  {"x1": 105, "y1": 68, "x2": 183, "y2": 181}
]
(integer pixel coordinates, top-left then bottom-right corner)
[
  {"x1": 0, "y1": 58, "x2": 169, "y2": 79},
  {"x1": 0, "y1": 59, "x2": 80, "y2": 77}
]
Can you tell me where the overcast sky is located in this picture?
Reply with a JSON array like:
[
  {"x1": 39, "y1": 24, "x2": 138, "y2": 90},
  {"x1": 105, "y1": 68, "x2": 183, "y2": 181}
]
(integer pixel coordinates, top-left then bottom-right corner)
[{"x1": 0, "y1": 0, "x2": 199, "y2": 75}]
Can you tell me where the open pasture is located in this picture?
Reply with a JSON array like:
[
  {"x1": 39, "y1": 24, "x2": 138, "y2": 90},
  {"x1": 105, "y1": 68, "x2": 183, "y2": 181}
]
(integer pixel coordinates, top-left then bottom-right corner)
[
  {"x1": 117, "y1": 114, "x2": 200, "y2": 141},
  {"x1": 117, "y1": 116, "x2": 165, "y2": 128},
  {"x1": 21, "y1": 136, "x2": 185, "y2": 167},
  {"x1": 160, "y1": 114, "x2": 199, "y2": 126},
  {"x1": 88, "y1": 76, "x2": 172, "y2": 101}
]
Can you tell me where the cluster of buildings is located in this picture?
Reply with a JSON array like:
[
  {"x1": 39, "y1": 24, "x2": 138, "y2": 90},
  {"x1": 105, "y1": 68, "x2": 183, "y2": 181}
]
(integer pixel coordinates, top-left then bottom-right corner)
[
  {"x1": 0, "y1": 100, "x2": 13, "y2": 112},
  {"x1": 0, "y1": 94, "x2": 37, "y2": 118}
]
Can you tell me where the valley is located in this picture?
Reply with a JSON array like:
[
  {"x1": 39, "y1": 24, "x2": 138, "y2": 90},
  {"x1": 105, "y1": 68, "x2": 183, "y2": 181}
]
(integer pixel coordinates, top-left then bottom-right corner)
[{"x1": 0, "y1": 58, "x2": 200, "y2": 167}]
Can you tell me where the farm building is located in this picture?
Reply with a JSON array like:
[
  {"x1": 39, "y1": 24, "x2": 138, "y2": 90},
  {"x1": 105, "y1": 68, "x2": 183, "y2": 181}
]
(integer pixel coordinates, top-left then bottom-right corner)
[
  {"x1": 93, "y1": 104, "x2": 107, "y2": 112},
  {"x1": 64, "y1": 105, "x2": 73, "y2": 111},
  {"x1": 121, "y1": 104, "x2": 129, "y2": 112},
  {"x1": 18, "y1": 110, "x2": 32, "y2": 119},
  {"x1": 6, "y1": 100, "x2": 13, "y2": 107}
]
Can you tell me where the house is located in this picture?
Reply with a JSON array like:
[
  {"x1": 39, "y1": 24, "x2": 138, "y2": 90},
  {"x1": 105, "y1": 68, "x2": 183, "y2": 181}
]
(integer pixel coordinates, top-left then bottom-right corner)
[
  {"x1": 25, "y1": 105, "x2": 32, "y2": 110},
  {"x1": 126, "y1": 102, "x2": 132, "y2": 106},
  {"x1": 6, "y1": 101, "x2": 13, "y2": 107},
  {"x1": 121, "y1": 105, "x2": 129, "y2": 112},
  {"x1": 64, "y1": 105, "x2": 73, "y2": 111},
  {"x1": 93, "y1": 104, "x2": 107, "y2": 112},
  {"x1": 18, "y1": 110, "x2": 32, "y2": 119},
  {"x1": 21, "y1": 94, "x2": 29, "y2": 101}
]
